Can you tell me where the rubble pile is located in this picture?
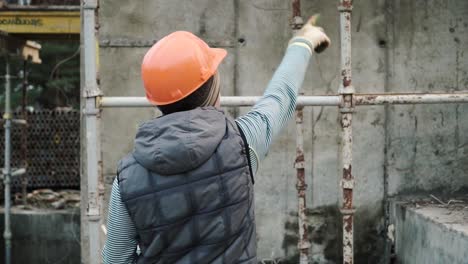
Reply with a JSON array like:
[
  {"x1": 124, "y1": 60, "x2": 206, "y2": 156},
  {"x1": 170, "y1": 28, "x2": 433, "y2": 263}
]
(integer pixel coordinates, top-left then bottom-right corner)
[{"x1": 15, "y1": 189, "x2": 80, "y2": 209}]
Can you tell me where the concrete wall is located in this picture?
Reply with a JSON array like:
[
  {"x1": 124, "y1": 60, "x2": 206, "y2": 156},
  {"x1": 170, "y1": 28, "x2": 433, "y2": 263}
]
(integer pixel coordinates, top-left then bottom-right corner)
[
  {"x1": 385, "y1": 0, "x2": 468, "y2": 195},
  {"x1": 0, "y1": 208, "x2": 80, "y2": 264},
  {"x1": 98, "y1": 0, "x2": 468, "y2": 262}
]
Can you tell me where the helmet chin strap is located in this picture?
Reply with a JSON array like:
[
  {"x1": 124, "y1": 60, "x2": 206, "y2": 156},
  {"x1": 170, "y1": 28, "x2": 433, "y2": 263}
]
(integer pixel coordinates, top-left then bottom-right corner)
[{"x1": 200, "y1": 71, "x2": 220, "y2": 107}]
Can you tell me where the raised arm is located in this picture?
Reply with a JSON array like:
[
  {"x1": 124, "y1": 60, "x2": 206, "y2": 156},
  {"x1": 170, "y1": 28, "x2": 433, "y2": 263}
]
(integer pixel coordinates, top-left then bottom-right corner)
[{"x1": 236, "y1": 17, "x2": 330, "y2": 173}]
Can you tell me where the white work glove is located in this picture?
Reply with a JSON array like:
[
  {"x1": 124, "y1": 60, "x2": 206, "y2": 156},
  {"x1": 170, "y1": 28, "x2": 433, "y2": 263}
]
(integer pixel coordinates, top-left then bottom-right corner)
[{"x1": 290, "y1": 15, "x2": 331, "y2": 53}]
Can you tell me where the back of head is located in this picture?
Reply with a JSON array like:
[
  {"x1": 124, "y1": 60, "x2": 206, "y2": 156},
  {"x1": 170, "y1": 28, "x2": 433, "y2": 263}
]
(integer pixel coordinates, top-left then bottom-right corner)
[
  {"x1": 157, "y1": 75, "x2": 214, "y2": 115},
  {"x1": 141, "y1": 31, "x2": 227, "y2": 114}
]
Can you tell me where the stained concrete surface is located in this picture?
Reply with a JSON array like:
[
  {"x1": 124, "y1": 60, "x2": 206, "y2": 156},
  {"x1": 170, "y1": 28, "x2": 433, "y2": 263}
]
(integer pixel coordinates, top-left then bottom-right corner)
[
  {"x1": 96, "y1": 0, "x2": 468, "y2": 262},
  {"x1": 385, "y1": 0, "x2": 468, "y2": 195},
  {"x1": 391, "y1": 198, "x2": 468, "y2": 264},
  {"x1": 0, "y1": 207, "x2": 80, "y2": 264}
]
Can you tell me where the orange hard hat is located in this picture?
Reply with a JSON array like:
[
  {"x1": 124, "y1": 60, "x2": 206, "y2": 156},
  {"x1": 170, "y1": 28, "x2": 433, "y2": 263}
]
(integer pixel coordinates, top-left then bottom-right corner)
[{"x1": 141, "y1": 31, "x2": 227, "y2": 105}]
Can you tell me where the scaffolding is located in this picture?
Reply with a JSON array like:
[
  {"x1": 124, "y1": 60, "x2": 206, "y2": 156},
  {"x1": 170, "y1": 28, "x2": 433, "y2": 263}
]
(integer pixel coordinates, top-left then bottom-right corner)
[
  {"x1": 1, "y1": 33, "x2": 41, "y2": 264},
  {"x1": 1, "y1": 3, "x2": 79, "y2": 262},
  {"x1": 81, "y1": 0, "x2": 468, "y2": 263}
]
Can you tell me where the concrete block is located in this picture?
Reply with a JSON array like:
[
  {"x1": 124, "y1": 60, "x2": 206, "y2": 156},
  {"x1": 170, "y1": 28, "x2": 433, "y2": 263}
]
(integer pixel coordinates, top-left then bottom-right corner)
[{"x1": 391, "y1": 199, "x2": 468, "y2": 264}]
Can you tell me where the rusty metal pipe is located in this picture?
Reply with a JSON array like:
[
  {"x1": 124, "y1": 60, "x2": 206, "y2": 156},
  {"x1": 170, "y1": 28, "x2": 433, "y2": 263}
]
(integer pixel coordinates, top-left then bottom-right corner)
[
  {"x1": 291, "y1": 0, "x2": 301, "y2": 18},
  {"x1": 291, "y1": 1, "x2": 310, "y2": 263},
  {"x1": 354, "y1": 93, "x2": 468, "y2": 105},
  {"x1": 295, "y1": 105, "x2": 310, "y2": 264},
  {"x1": 338, "y1": 0, "x2": 355, "y2": 263},
  {"x1": 291, "y1": 0, "x2": 304, "y2": 31}
]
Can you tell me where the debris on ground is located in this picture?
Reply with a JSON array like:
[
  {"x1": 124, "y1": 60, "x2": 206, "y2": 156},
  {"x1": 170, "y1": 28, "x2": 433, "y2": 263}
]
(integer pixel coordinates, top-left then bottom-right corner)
[{"x1": 14, "y1": 189, "x2": 80, "y2": 210}]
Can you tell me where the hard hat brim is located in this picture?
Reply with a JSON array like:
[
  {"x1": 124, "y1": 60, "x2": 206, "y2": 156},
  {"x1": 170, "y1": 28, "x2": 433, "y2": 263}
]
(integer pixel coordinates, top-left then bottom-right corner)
[{"x1": 211, "y1": 48, "x2": 228, "y2": 66}]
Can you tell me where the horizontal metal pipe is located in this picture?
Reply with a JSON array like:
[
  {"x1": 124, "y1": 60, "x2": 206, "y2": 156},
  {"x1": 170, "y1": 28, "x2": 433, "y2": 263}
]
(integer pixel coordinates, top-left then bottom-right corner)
[
  {"x1": 354, "y1": 93, "x2": 468, "y2": 105},
  {"x1": 99, "y1": 92, "x2": 468, "y2": 108},
  {"x1": 99, "y1": 96, "x2": 342, "y2": 107}
]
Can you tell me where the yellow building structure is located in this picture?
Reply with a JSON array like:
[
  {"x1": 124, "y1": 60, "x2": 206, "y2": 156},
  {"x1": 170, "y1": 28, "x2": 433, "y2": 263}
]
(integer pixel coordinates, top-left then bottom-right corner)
[{"x1": 0, "y1": 5, "x2": 79, "y2": 37}]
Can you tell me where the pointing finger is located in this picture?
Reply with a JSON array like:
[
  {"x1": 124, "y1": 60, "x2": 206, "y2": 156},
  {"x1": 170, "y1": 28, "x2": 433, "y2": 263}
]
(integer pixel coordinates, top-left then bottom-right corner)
[{"x1": 307, "y1": 14, "x2": 320, "y2": 26}]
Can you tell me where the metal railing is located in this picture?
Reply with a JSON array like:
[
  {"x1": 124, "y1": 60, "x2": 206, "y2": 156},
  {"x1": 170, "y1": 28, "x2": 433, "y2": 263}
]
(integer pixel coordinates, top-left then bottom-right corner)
[
  {"x1": 81, "y1": 0, "x2": 468, "y2": 263},
  {"x1": 99, "y1": 93, "x2": 468, "y2": 108}
]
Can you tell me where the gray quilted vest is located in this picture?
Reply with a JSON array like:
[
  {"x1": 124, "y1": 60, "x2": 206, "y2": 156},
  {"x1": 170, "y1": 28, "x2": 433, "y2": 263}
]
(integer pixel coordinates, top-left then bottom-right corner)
[{"x1": 117, "y1": 107, "x2": 256, "y2": 264}]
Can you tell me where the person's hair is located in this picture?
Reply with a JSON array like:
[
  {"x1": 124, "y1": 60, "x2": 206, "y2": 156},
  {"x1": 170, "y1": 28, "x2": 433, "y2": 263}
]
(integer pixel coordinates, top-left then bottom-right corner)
[{"x1": 157, "y1": 75, "x2": 214, "y2": 115}]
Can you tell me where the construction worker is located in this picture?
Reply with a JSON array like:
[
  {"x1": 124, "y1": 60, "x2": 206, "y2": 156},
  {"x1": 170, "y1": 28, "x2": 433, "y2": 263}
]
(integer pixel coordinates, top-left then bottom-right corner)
[{"x1": 102, "y1": 16, "x2": 330, "y2": 264}]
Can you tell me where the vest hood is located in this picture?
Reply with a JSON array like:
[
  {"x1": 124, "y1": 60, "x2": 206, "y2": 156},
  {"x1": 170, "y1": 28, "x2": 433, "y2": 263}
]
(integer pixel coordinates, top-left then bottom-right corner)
[{"x1": 132, "y1": 107, "x2": 226, "y2": 175}]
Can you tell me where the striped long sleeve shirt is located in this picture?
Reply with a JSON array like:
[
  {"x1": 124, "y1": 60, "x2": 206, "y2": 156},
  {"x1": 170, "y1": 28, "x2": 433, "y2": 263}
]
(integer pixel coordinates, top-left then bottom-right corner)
[{"x1": 102, "y1": 40, "x2": 313, "y2": 263}]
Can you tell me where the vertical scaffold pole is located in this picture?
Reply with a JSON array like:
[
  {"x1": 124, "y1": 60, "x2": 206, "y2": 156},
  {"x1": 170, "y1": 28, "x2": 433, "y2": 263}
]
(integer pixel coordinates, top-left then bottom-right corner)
[
  {"x1": 82, "y1": 0, "x2": 103, "y2": 263},
  {"x1": 291, "y1": 1, "x2": 310, "y2": 263},
  {"x1": 3, "y1": 56, "x2": 12, "y2": 264},
  {"x1": 338, "y1": 0, "x2": 355, "y2": 263}
]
